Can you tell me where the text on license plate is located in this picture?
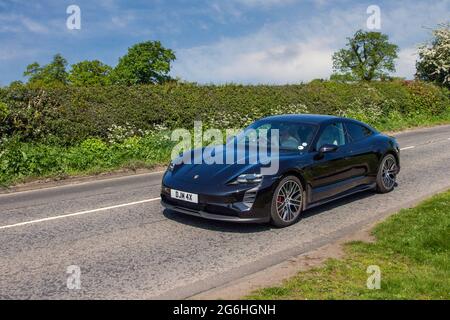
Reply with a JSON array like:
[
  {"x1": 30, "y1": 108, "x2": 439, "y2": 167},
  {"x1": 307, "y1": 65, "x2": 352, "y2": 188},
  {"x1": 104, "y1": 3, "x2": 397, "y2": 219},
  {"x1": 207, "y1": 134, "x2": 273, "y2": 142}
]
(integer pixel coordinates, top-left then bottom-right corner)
[{"x1": 170, "y1": 189, "x2": 198, "y2": 203}]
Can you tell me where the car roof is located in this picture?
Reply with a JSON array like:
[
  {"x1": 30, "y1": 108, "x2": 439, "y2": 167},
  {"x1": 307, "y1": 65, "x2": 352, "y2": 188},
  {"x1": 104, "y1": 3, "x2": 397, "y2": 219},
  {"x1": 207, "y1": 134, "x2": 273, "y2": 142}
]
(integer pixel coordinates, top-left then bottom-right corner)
[{"x1": 261, "y1": 114, "x2": 340, "y2": 124}]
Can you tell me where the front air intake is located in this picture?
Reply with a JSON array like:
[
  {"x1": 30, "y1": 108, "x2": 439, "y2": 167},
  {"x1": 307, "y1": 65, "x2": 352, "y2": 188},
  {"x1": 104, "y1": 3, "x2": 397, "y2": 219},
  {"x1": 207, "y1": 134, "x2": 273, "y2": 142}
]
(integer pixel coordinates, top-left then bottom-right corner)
[{"x1": 243, "y1": 189, "x2": 257, "y2": 208}]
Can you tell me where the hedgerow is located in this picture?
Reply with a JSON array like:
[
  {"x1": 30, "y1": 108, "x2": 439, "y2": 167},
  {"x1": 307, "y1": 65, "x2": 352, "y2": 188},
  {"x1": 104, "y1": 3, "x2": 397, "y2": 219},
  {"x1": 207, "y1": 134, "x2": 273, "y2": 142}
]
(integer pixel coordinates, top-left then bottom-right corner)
[
  {"x1": 1, "y1": 80, "x2": 448, "y2": 146},
  {"x1": 0, "y1": 132, "x2": 173, "y2": 185},
  {"x1": 0, "y1": 80, "x2": 449, "y2": 185}
]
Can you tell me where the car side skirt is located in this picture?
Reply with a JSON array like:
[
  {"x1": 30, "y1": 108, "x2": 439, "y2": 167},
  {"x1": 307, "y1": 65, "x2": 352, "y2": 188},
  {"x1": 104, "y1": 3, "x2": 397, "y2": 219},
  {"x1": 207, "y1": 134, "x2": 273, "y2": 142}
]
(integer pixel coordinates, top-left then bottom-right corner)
[{"x1": 305, "y1": 182, "x2": 376, "y2": 210}]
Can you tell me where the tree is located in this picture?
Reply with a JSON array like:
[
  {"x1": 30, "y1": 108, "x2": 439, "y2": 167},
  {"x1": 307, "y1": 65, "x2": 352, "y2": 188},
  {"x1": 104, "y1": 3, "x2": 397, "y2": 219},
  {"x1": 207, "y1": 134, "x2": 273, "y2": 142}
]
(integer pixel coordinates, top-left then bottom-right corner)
[
  {"x1": 23, "y1": 62, "x2": 42, "y2": 80},
  {"x1": 332, "y1": 30, "x2": 399, "y2": 81},
  {"x1": 111, "y1": 41, "x2": 176, "y2": 85},
  {"x1": 330, "y1": 73, "x2": 357, "y2": 82},
  {"x1": 416, "y1": 23, "x2": 450, "y2": 88},
  {"x1": 68, "y1": 60, "x2": 112, "y2": 86},
  {"x1": 23, "y1": 54, "x2": 68, "y2": 86}
]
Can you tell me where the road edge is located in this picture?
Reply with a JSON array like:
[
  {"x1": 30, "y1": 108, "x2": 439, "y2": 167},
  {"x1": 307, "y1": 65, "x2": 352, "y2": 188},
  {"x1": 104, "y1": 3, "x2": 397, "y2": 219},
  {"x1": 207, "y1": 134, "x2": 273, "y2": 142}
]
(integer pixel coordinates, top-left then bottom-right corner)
[{"x1": 0, "y1": 167, "x2": 166, "y2": 195}]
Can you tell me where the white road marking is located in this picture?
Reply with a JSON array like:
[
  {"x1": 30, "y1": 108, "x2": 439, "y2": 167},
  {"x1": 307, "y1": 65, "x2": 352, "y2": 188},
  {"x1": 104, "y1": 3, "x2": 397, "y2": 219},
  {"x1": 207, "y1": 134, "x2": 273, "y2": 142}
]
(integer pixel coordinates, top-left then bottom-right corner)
[
  {"x1": 400, "y1": 146, "x2": 415, "y2": 151},
  {"x1": 0, "y1": 197, "x2": 161, "y2": 230}
]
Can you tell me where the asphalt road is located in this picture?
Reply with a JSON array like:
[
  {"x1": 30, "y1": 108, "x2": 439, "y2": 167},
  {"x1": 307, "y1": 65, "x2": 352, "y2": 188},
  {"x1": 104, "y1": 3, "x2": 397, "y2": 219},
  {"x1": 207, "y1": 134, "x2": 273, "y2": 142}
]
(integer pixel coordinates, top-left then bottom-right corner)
[{"x1": 1, "y1": 125, "x2": 450, "y2": 299}]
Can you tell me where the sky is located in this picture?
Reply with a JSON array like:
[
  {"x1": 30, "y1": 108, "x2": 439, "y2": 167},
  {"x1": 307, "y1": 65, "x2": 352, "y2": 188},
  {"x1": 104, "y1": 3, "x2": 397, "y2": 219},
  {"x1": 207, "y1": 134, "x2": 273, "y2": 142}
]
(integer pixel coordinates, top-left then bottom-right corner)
[{"x1": 0, "y1": 0, "x2": 448, "y2": 85}]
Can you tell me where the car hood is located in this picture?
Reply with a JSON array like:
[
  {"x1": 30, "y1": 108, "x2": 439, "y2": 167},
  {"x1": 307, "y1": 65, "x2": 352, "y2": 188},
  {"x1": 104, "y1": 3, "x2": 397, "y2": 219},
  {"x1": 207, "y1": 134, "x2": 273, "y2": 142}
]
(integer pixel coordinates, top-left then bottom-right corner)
[{"x1": 170, "y1": 145, "x2": 306, "y2": 185}]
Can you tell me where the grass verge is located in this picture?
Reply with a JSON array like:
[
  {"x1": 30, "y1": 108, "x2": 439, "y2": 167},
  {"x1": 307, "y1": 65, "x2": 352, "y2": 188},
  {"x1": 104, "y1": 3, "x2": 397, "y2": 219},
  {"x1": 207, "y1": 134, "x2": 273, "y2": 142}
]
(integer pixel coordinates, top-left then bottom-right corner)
[
  {"x1": 246, "y1": 190, "x2": 450, "y2": 300},
  {"x1": 0, "y1": 133, "x2": 173, "y2": 188}
]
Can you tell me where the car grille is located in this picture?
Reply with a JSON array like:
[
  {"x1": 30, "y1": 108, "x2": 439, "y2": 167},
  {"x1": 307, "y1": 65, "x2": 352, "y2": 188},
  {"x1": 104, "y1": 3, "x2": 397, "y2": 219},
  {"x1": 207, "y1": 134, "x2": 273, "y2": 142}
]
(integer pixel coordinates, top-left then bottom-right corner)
[{"x1": 161, "y1": 194, "x2": 240, "y2": 217}]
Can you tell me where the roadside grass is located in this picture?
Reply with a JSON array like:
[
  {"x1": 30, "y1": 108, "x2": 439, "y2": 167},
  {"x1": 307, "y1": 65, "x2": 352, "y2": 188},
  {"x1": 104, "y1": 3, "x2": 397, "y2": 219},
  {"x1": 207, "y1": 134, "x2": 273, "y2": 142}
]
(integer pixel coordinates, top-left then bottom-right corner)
[
  {"x1": 375, "y1": 110, "x2": 450, "y2": 132},
  {"x1": 0, "y1": 160, "x2": 160, "y2": 189},
  {"x1": 0, "y1": 134, "x2": 174, "y2": 188},
  {"x1": 246, "y1": 190, "x2": 450, "y2": 300}
]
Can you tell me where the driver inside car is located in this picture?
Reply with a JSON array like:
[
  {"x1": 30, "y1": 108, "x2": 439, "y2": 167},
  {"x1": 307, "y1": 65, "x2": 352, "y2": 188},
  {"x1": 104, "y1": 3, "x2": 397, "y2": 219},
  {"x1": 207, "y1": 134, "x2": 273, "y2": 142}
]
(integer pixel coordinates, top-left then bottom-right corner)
[{"x1": 279, "y1": 126, "x2": 299, "y2": 149}]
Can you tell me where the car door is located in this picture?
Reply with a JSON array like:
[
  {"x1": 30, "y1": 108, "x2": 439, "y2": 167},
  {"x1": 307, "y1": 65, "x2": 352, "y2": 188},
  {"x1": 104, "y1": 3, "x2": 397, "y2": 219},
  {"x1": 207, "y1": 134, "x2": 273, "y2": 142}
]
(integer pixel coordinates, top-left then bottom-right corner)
[
  {"x1": 344, "y1": 121, "x2": 379, "y2": 185},
  {"x1": 308, "y1": 121, "x2": 354, "y2": 203}
]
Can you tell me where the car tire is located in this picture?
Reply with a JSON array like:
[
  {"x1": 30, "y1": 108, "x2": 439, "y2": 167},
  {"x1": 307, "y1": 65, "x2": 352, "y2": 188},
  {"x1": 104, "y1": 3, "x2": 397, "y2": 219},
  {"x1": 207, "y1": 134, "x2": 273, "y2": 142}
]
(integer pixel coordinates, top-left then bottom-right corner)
[
  {"x1": 270, "y1": 175, "x2": 304, "y2": 228},
  {"x1": 376, "y1": 154, "x2": 398, "y2": 193}
]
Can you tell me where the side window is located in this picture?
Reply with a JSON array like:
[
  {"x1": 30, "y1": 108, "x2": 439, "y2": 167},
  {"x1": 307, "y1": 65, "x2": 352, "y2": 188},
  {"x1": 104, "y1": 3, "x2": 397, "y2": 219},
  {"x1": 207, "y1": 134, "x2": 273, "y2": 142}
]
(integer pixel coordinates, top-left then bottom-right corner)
[
  {"x1": 316, "y1": 123, "x2": 346, "y2": 149},
  {"x1": 346, "y1": 123, "x2": 373, "y2": 142}
]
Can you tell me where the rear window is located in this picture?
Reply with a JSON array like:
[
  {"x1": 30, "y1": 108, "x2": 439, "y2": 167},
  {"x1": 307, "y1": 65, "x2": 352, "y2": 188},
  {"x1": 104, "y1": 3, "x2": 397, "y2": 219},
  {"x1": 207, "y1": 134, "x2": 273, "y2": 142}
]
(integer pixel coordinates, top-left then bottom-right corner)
[{"x1": 346, "y1": 123, "x2": 373, "y2": 142}]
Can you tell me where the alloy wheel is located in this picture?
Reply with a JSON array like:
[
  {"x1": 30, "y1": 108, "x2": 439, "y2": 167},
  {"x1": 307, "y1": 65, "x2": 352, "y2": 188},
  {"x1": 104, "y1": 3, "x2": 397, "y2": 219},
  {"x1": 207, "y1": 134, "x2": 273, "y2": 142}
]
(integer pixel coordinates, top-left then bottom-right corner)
[
  {"x1": 276, "y1": 180, "x2": 302, "y2": 222},
  {"x1": 381, "y1": 156, "x2": 397, "y2": 190}
]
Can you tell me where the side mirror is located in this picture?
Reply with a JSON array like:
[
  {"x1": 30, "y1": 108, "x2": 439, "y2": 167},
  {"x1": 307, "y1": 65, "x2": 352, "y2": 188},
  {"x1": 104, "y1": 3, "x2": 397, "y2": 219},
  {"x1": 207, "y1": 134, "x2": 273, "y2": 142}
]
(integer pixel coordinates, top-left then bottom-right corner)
[{"x1": 319, "y1": 144, "x2": 339, "y2": 154}]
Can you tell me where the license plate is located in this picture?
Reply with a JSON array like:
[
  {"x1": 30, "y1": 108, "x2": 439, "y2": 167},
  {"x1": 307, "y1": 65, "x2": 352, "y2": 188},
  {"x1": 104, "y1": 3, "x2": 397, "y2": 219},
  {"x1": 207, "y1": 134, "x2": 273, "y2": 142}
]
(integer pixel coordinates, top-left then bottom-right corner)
[{"x1": 170, "y1": 189, "x2": 198, "y2": 204}]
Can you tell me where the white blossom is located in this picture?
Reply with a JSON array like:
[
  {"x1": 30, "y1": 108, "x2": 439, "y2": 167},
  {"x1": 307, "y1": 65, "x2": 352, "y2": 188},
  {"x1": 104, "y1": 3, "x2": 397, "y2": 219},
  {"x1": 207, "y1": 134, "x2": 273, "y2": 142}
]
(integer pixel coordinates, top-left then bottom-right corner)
[{"x1": 417, "y1": 23, "x2": 450, "y2": 84}]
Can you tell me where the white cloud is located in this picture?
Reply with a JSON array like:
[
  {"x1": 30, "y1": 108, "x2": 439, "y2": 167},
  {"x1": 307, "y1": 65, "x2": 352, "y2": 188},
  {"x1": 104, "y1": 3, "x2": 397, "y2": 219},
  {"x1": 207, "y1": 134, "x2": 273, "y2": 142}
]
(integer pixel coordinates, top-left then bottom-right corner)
[
  {"x1": 98, "y1": 0, "x2": 120, "y2": 11},
  {"x1": 173, "y1": 36, "x2": 334, "y2": 84},
  {"x1": 0, "y1": 48, "x2": 19, "y2": 61},
  {"x1": 21, "y1": 16, "x2": 49, "y2": 33},
  {"x1": 0, "y1": 14, "x2": 49, "y2": 34},
  {"x1": 0, "y1": 45, "x2": 41, "y2": 61},
  {"x1": 110, "y1": 13, "x2": 136, "y2": 28},
  {"x1": 381, "y1": 0, "x2": 450, "y2": 46},
  {"x1": 394, "y1": 47, "x2": 418, "y2": 79},
  {"x1": 208, "y1": 0, "x2": 299, "y2": 23},
  {"x1": 173, "y1": 1, "x2": 449, "y2": 84},
  {"x1": 232, "y1": 0, "x2": 297, "y2": 7},
  {"x1": 172, "y1": 5, "x2": 362, "y2": 84}
]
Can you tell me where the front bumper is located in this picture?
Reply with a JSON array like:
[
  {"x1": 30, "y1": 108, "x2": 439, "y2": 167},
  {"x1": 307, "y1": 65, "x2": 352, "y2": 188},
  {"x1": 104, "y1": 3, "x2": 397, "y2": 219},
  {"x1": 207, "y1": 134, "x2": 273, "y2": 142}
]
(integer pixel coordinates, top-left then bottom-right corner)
[
  {"x1": 160, "y1": 174, "x2": 277, "y2": 224},
  {"x1": 161, "y1": 199, "x2": 269, "y2": 223}
]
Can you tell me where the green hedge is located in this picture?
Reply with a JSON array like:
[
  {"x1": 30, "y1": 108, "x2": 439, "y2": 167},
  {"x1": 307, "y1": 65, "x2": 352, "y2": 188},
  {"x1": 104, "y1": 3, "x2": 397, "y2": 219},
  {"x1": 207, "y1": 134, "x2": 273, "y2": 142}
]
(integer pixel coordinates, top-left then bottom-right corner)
[
  {"x1": 0, "y1": 80, "x2": 449, "y2": 145},
  {"x1": 0, "y1": 133, "x2": 173, "y2": 185},
  {"x1": 0, "y1": 80, "x2": 449, "y2": 185}
]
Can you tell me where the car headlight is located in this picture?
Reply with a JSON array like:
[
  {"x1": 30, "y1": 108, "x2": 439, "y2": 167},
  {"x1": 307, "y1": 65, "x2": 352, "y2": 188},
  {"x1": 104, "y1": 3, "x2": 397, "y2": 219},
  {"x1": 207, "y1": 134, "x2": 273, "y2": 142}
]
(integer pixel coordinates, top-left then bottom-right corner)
[
  {"x1": 167, "y1": 160, "x2": 175, "y2": 172},
  {"x1": 236, "y1": 173, "x2": 263, "y2": 184}
]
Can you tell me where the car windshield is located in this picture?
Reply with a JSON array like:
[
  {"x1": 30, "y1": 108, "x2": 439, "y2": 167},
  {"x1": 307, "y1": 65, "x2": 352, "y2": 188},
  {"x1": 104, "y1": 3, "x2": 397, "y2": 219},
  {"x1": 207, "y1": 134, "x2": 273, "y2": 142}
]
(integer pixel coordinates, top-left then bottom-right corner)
[{"x1": 234, "y1": 120, "x2": 318, "y2": 151}]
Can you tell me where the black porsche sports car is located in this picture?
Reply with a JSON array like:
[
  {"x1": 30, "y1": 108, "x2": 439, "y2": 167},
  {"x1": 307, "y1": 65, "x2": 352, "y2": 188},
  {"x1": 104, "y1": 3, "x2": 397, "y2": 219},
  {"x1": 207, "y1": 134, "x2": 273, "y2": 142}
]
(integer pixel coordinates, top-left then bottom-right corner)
[{"x1": 161, "y1": 114, "x2": 400, "y2": 227}]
